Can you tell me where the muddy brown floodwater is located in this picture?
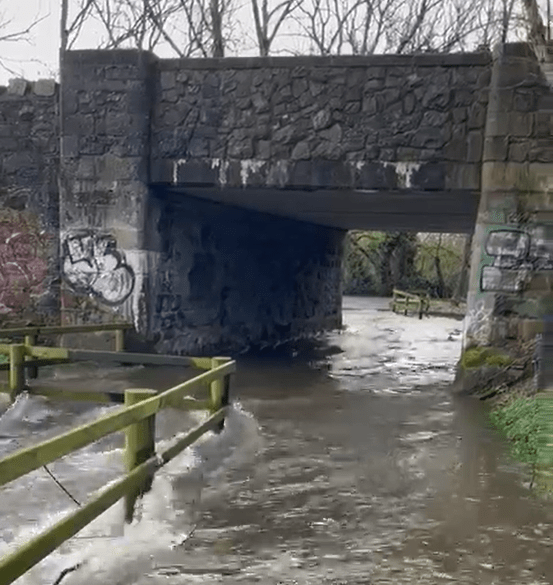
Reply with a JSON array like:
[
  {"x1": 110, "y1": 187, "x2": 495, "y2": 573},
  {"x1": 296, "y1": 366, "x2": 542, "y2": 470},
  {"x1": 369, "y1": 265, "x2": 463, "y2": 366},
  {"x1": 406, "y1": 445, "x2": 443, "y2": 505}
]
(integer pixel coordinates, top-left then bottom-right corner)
[{"x1": 1, "y1": 296, "x2": 553, "y2": 585}]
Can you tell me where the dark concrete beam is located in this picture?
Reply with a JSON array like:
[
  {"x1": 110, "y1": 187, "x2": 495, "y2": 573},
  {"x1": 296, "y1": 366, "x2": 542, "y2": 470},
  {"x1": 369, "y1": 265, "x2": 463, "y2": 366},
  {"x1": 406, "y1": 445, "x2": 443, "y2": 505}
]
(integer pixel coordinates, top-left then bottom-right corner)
[{"x1": 161, "y1": 186, "x2": 478, "y2": 234}]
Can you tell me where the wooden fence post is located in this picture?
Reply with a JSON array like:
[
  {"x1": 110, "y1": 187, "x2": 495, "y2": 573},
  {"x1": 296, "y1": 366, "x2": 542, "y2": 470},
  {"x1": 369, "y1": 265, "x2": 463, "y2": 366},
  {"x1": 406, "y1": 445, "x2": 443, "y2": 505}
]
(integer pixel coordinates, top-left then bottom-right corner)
[
  {"x1": 24, "y1": 335, "x2": 38, "y2": 379},
  {"x1": 115, "y1": 328, "x2": 125, "y2": 352},
  {"x1": 211, "y1": 357, "x2": 231, "y2": 433},
  {"x1": 124, "y1": 388, "x2": 157, "y2": 523},
  {"x1": 9, "y1": 344, "x2": 26, "y2": 402}
]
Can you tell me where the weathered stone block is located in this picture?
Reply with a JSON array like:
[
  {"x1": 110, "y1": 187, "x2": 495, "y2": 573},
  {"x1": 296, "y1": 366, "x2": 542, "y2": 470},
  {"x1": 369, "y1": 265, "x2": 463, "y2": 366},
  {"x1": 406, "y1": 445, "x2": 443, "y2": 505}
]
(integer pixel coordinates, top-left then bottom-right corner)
[
  {"x1": 160, "y1": 71, "x2": 176, "y2": 90},
  {"x1": 228, "y1": 134, "x2": 253, "y2": 158},
  {"x1": 510, "y1": 112, "x2": 533, "y2": 137},
  {"x1": 309, "y1": 80, "x2": 324, "y2": 97},
  {"x1": 291, "y1": 141, "x2": 310, "y2": 160},
  {"x1": 513, "y1": 90, "x2": 536, "y2": 112},
  {"x1": 292, "y1": 78, "x2": 307, "y2": 98},
  {"x1": 76, "y1": 157, "x2": 96, "y2": 179},
  {"x1": 254, "y1": 139, "x2": 270, "y2": 160},
  {"x1": 535, "y1": 112, "x2": 553, "y2": 137},
  {"x1": 105, "y1": 65, "x2": 139, "y2": 80},
  {"x1": 362, "y1": 95, "x2": 378, "y2": 115},
  {"x1": 483, "y1": 136, "x2": 508, "y2": 161},
  {"x1": 403, "y1": 93, "x2": 416, "y2": 115},
  {"x1": 174, "y1": 159, "x2": 219, "y2": 185},
  {"x1": 453, "y1": 89, "x2": 473, "y2": 107},
  {"x1": 105, "y1": 113, "x2": 133, "y2": 136},
  {"x1": 529, "y1": 147, "x2": 553, "y2": 163},
  {"x1": 252, "y1": 92, "x2": 269, "y2": 113},
  {"x1": 421, "y1": 110, "x2": 447, "y2": 127},
  {"x1": 468, "y1": 103, "x2": 486, "y2": 128},
  {"x1": 411, "y1": 128, "x2": 444, "y2": 149},
  {"x1": 320, "y1": 123, "x2": 342, "y2": 145},
  {"x1": 467, "y1": 131, "x2": 483, "y2": 162},
  {"x1": 508, "y1": 141, "x2": 530, "y2": 163},
  {"x1": 446, "y1": 163, "x2": 480, "y2": 190},
  {"x1": 411, "y1": 163, "x2": 445, "y2": 190},
  {"x1": 3, "y1": 151, "x2": 34, "y2": 173},
  {"x1": 33, "y1": 79, "x2": 56, "y2": 96},
  {"x1": 8, "y1": 78, "x2": 28, "y2": 96},
  {"x1": 64, "y1": 114, "x2": 94, "y2": 136},
  {"x1": 61, "y1": 135, "x2": 79, "y2": 158}
]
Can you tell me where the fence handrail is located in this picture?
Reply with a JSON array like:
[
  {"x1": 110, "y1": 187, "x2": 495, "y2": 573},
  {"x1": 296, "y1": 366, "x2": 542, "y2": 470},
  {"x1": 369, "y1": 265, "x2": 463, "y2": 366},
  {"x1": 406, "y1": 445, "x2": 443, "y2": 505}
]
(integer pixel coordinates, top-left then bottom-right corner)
[
  {"x1": 0, "y1": 323, "x2": 133, "y2": 337},
  {"x1": 391, "y1": 289, "x2": 430, "y2": 319},
  {"x1": 0, "y1": 344, "x2": 213, "y2": 370},
  {"x1": 392, "y1": 288, "x2": 428, "y2": 300},
  {"x1": 0, "y1": 407, "x2": 227, "y2": 585},
  {"x1": 0, "y1": 360, "x2": 235, "y2": 488}
]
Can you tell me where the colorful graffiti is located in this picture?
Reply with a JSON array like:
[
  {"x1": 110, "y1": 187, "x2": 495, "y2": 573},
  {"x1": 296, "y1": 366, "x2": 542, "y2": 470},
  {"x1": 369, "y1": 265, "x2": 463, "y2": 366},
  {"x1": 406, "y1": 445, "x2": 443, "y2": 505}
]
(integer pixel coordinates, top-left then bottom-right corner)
[
  {"x1": 62, "y1": 232, "x2": 135, "y2": 305},
  {"x1": 480, "y1": 227, "x2": 553, "y2": 293},
  {"x1": 0, "y1": 211, "x2": 49, "y2": 314}
]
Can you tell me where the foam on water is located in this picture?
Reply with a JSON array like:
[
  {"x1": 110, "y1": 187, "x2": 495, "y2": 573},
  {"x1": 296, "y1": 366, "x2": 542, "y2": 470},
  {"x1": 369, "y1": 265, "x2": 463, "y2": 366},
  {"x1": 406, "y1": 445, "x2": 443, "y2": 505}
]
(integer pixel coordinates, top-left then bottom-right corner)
[{"x1": 3, "y1": 403, "x2": 261, "y2": 585}]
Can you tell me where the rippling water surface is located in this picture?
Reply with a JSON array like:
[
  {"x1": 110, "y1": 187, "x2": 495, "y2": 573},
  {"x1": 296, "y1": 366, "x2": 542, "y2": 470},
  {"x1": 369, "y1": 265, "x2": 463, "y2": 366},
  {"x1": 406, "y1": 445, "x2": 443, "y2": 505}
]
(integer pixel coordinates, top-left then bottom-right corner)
[{"x1": 1, "y1": 296, "x2": 552, "y2": 584}]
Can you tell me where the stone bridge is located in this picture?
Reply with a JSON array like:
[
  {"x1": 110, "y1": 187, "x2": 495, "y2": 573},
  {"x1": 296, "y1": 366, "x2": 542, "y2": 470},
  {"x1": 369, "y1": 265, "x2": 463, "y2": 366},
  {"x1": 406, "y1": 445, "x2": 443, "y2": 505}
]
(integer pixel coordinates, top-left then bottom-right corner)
[{"x1": 1, "y1": 43, "x2": 552, "y2": 354}]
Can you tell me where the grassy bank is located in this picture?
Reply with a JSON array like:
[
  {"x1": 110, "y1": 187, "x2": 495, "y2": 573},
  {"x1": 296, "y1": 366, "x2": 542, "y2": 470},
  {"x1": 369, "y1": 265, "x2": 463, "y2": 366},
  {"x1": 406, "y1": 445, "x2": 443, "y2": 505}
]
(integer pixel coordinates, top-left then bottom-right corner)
[
  {"x1": 456, "y1": 338, "x2": 553, "y2": 496},
  {"x1": 489, "y1": 388, "x2": 553, "y2": 495}
]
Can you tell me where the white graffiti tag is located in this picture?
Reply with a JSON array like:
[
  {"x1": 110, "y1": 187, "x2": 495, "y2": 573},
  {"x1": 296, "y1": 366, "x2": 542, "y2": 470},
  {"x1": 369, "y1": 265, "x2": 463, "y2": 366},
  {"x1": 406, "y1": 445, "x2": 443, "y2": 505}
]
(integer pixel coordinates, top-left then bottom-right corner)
[
  {"x1": 63, "y1": 233, "x2": 134, "y2": 305},
  {"x1": 464, "y1": 298, "x2": 493, "y2": 346}
]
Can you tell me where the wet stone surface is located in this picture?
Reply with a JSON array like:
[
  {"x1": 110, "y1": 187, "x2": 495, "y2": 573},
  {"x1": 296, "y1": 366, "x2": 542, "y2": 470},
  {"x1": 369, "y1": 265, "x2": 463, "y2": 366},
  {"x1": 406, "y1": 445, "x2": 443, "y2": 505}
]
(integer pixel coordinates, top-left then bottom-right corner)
[{"x1": 1, "y1": 297, "x2": 553, "y2": 584}]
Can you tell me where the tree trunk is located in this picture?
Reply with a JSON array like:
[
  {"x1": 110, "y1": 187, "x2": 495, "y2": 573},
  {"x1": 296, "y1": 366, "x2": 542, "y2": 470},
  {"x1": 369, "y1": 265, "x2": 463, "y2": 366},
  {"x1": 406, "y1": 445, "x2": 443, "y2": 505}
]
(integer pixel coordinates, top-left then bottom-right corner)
[
  {"x1": 434, "y1": 234, "x2": 446, "y2": 298},
  {"x1": 453, "y1": 233, "x2": 472, "y2": 303}
]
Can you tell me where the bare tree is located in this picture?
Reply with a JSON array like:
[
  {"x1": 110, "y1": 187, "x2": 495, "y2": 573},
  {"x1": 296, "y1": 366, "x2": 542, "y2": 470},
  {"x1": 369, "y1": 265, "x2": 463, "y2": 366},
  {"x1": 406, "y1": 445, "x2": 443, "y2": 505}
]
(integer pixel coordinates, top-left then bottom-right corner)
[
  {"x1": 250, "y1": 0, "x2": 300, "y2": 56},
  {"x1": 521, "y1": 0, "x2": 548, "y2": 43},
  {"x1": 293, "y1": 0, "x2": 527, "y2": 56},
  {"x1": 0, "y1": 1, "x2": 48, "y2": 75},
  {"x1": 67, "y1": 0, "x2": 237, "y2": 57}
]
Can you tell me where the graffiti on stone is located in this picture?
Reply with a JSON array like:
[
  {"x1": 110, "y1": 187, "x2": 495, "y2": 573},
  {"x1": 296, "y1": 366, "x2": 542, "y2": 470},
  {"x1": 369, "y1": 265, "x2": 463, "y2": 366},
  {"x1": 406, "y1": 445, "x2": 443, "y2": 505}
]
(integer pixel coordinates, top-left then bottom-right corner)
[
  {"x1": 62, "y1": 232, "x2": 134, "y2": 305},
  {"x1": 0, "y1": 211, "x2": 49, "y2": 314},
  {"x1": 480, "y1": 227, "x2": 553, "y2": 293},
  {"x1": 464, "y1": 298, "x2": 493, "y2": 345}
]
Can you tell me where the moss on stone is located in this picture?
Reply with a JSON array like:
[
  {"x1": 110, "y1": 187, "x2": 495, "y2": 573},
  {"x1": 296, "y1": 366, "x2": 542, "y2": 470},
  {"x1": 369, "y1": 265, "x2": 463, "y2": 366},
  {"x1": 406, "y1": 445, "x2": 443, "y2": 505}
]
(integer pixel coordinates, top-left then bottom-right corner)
[{"x1": 460, "y1": 345, "x2": 514, "y2": 370}]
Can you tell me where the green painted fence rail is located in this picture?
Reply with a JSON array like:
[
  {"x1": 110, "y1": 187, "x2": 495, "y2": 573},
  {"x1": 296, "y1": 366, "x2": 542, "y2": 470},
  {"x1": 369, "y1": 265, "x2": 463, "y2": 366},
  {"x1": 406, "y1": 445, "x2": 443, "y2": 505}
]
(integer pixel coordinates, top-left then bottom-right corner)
[
  {"x1": 0, "y1": 359, "x2": 234, "y2": 488},
  {"x1": 0, "y1": 357, "x2": 235, "y2": 585},
  {"x1": 391, "y1": 289, "x2": 430, "y2": 319},
  {"x1": 0, "y1": 322, "x2": 134, "y2": 337},
  {"x1": 0, "y1": 321, "x2": 216, "y2": 404}
]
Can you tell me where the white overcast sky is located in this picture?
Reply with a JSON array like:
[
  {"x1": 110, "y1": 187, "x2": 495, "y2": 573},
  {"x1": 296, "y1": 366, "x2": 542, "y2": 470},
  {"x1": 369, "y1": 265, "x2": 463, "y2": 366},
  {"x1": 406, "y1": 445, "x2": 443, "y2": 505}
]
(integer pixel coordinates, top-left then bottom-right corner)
[
  {"x1": 0, "y1": 0, "x2": 60, "y2": 83},
  {"x1": 0, "y1": 0, "x2": 550, "y2": 85},
  {"x1": 0, "y1": 0, "x2": 269, "y2": 84}
]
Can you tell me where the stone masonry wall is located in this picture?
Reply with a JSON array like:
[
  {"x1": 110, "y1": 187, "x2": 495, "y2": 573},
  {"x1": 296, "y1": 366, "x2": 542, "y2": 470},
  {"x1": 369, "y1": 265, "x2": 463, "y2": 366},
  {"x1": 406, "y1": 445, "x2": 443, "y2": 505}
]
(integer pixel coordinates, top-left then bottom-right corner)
[
  {"x1": 465, "y1": 43, "x2": 553, "y2": 352},
  {"x1": 0, "y1": 78, "x2": 59, "y2": 325},
  {"x1": 60, "y1": 51, "x2": 156, "y2": 328},
  {"x1": 146, "y1": 193, "x2": 344, "y2": 355},
  {"x1": 151, "y1": 54, "x2": 491, "y2": 194}
]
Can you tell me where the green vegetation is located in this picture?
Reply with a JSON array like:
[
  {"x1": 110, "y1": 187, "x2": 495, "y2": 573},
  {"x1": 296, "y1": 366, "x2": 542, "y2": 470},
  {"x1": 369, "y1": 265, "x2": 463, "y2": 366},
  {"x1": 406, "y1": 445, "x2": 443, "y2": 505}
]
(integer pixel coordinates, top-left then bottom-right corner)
[
  {"x1": 490, "y1": 393, "x2": 553, "y2": 495},
  {"x1": 490, "y1": 397, "x2": 539, "y2": 467},
  {"x1": 460, "y1": 346, "x2": 514, "y2": 370},
  {"x1": 343, "y1": 231, "x2": 471, "y2": 298}
]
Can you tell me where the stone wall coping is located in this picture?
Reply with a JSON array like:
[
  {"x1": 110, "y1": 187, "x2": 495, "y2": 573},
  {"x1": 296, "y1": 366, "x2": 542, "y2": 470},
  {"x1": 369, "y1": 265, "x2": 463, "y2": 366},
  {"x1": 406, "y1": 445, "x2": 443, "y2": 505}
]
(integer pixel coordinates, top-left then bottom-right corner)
[
  {"x1": 0, "y1": 78, "x2": 59, "y2": 97},
  {"x1": 65, "y1": 49, "x2": 492, "y2": 70}
]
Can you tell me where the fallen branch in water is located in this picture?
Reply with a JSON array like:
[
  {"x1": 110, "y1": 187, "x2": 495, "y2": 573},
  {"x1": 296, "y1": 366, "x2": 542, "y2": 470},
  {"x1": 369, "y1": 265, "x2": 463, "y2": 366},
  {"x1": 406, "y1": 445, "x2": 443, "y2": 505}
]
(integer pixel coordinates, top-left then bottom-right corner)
[{"x1": 52, "y1": 562, "x2": 84, "y2": 585}]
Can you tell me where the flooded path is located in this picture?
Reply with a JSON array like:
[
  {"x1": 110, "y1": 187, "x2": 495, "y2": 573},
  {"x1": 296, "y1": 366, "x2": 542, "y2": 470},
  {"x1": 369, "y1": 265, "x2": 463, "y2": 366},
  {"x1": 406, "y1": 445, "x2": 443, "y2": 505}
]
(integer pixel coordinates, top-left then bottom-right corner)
[{"x1": 1, "y1": 296, "x2": 553, "y2": 584}]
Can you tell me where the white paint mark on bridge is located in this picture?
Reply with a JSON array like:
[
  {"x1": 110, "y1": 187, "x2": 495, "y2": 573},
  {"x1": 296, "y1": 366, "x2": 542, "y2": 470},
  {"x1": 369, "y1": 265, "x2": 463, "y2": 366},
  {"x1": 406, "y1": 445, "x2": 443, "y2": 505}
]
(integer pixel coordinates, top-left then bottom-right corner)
[
  {"x1": 173, "y1": 159, "x2": 187, "y2": 185},
  {"x1": 210, "y1": 158, "x2": 230, "y2": 186},
  {"x1": 384, "y1": 161, "x2": 422, "y2": 189},
  {"x1": 240, "y1": 160, "x2": 266, "y2": 186}
]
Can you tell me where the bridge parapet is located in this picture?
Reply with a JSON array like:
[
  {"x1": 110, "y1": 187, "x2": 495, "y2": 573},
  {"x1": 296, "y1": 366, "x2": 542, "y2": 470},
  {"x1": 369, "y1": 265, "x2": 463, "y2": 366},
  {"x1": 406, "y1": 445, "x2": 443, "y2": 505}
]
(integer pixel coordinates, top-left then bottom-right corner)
[{"x1": 151, "y1": 52, "x2": 491, "y2": 196}]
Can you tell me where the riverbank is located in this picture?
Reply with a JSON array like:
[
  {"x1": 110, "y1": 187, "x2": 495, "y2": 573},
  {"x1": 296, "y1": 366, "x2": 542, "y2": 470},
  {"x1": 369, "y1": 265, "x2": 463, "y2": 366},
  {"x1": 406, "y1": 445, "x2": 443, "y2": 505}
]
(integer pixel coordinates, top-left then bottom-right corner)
[{"x1": 453, "y1": 337, "x2": 537, "y2": 400}]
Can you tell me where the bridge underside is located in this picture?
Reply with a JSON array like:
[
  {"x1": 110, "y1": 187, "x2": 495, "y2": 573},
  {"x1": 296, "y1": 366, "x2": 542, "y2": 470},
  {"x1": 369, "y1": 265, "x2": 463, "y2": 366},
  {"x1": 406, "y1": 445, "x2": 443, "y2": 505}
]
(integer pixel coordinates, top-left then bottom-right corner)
[{"x1": 160, "y1": 186, "x2": 479, "y2": 234}]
